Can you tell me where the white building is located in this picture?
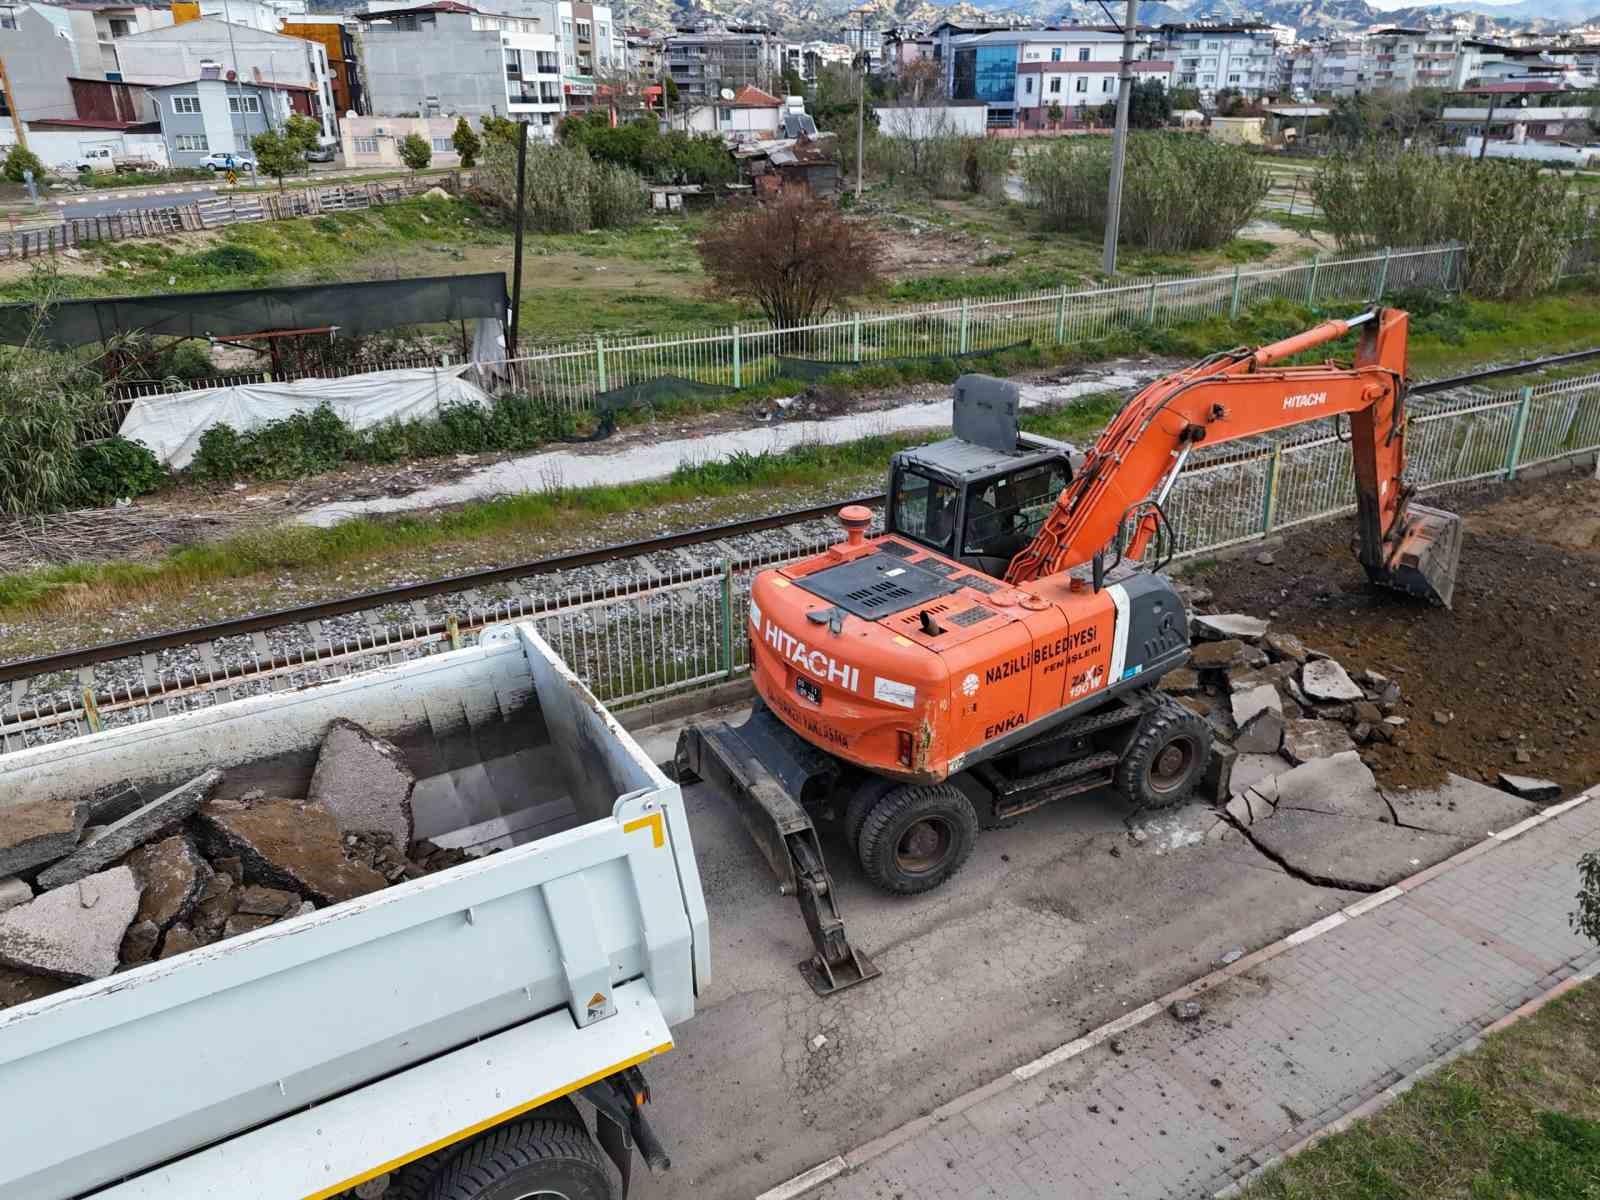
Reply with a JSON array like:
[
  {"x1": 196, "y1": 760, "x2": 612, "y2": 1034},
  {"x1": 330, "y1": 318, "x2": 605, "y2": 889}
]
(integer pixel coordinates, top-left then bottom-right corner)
[
  {"x1": 1157, "y1": 22, "x2": 1280, "y2": 99},
  {"x1": 114, "y1": 18, "x2": 336, "y2": 140},
  {"x1": 948, "y1": 28, "x2": 1172, "y2": 129},
  {"x1": 341, "y1": 114, "x2": 470, "y2": 165},
  {"x1": 22, "y1": 1, "x2": 174, "y2": 80},
  {"x1": 667, "y1": 81, "x2": 783, "y2": 136}
]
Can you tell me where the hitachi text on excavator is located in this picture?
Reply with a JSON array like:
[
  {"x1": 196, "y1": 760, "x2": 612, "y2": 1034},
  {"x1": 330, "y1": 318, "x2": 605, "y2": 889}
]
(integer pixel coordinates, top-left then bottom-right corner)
[{"x1": 677, "y1": 308, "x2": 1463, "y2": 995}]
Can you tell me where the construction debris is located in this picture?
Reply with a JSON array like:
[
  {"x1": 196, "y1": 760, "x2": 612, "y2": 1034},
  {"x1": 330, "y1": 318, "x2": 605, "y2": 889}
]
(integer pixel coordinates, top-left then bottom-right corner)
[
  {"x1": 127, "y1": 836, "x2": 208, "y2": 931},
  {"x1": 0, "y1": 797, "x2": 87, "y2": 878},
  {"x1": 0, "y1": 878, "x2": 31, "y2": 915},
  {"x1": 1497, "y1": 773, "x2": 1561, "y2": 802},
  {"x1": 1282, "y1": 720, "x2": 1358, "y2": 764},
  {"x1": 197, "y1": 797, "x2": 388, "y2": 906},
  {"x1": 307, "y1": 720, "x2": 416, "y2": 852},
  {"x1": 1192, "y1": 614, "x2": 1270, "y2": 643},
  {"x1": 37, "y1": 771, "x2": 222, "y2": 891},
  {"x1": 1300, "y1": 659, "x2": 1365, "y2": 703},
  {"x1": 0, "y1": 867, "x2": 142, "y2": 983}
]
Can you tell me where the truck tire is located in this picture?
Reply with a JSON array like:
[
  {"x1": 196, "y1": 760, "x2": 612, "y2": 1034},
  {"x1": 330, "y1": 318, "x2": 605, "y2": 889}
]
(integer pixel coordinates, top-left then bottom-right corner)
[
  {"x1": 393, "y1": 1100, "x2": 587, "y2": 1200},
  {"x1": 1116, "y1": 702, "x2": 1211, "y2": 812},
  {"x1": 422, "y1": 1117, "x2": 612, "y2": 1200},
  {"x1": 857, "y1": 784, "x2": 978, "y2": 895}
]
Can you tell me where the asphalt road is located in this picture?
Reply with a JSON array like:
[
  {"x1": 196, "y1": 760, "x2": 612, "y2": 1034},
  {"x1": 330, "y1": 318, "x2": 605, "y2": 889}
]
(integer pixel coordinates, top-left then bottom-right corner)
[
  {"x1": 54, "y1": 189, "x2": 219, "y2": 218},
  {"x1": 625, "y1": 707, "x2": 1361, "y2": 1200}
]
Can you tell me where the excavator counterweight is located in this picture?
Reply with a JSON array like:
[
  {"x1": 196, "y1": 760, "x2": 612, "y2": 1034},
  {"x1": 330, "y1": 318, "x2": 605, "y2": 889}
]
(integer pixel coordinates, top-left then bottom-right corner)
[{"x1": 679, "y1": 308, "x2": 1462, "y2": 996}]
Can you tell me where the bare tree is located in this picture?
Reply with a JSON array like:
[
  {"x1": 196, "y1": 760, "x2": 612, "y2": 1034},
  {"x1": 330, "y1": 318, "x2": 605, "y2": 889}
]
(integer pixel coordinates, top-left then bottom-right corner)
[{"x1": 696, "y1": 192, "x2": 885, "y2": 329}]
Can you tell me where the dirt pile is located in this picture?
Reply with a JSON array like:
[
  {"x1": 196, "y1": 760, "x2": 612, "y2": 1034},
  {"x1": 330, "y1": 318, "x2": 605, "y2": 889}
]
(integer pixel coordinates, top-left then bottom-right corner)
[{"x1": 0, "y1": 720, "x2": 478, "y2": 1010}]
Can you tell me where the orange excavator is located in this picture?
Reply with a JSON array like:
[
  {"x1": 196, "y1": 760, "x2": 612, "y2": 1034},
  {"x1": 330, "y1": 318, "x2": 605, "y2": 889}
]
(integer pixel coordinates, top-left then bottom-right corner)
[{"x1": 677, "y1": 308, "x2": 1462, "y2": 995}]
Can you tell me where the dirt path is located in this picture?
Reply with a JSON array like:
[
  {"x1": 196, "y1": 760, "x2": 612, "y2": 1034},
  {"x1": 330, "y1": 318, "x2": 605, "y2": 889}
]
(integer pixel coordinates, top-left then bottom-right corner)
[{"x1": 1189, "y1": 468, "x2": 1600, "y2": 794}]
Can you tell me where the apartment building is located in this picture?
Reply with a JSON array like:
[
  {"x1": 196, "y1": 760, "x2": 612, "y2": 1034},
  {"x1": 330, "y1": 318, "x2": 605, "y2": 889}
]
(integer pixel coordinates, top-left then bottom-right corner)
[
  {"x1": 1157, "y1": 22, "x2": 1279, "y2": 98},
  {"x1": 282, "y1": 15, "x2": 362, "y2": 115},
  {"x1": 626, "y1": 26, "x2": 661, "y2": 77},
  {"x1": 149, "y1": 74, "x2": 300, "y2": 164},
  {"x1": 664, "y1": 25, "x2": 783, "y2": 99},
  {"x1": 0, "y1": 4, "x2": 79, "y2": 120},
  {"x1": 949, "y1": 28, "x2": 1171, "y2": 129},
  {"x1": 355, "y1": 4, "x2": 563, "y2": 130},
  {"x1": 26, "y1": 2, "x2": 174, "y2": 79},
  {"x1": 114, "y1": 18, "x2": 337, "y2": 140}
]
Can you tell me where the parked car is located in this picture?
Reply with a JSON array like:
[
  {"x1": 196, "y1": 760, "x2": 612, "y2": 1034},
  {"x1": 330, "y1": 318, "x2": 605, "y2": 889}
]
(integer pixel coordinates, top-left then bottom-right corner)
[
  {"x1": 200, "y1": 152, "x2": 255, "y2": 172},
  {"x1": 304, "y1": 143, "x2": 337, "y2": 163}
]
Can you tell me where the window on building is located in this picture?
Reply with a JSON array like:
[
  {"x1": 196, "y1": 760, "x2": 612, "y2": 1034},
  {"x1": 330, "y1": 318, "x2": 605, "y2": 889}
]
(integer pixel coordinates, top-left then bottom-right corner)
[
  {"x1": 1048, "y1": 76, "x2": 1061, "y2": 93},
  {"x1": 353, "y1": 136, "x2": 378, "y2": 153},
  {"x1": 576, "y1": 20, "x2": 590, "y2": 40},
  {"x1": 1050, "y1": 47, "x2": 1061, "y2": 61},
  {"x1": 718, "y1": 106, "x2": 732, "y2": 122},
  {"x1": 1227, "y1": 73, "x2": 1239, "y2": 83},
  {"x1": 1074, "y1": 76, "x2": 1087, "y2": 92},
  {"x1": 1102, "y1": 77, "x2": 1113, "y2": 91},
  {"x1": 432, "y1": 137, "x2": 453, "y2": 151},
  {"x1": 1204, "y1": 40, "x2": 1219, "y2": 49},
  {"x1": 172, "y1": 95, "x2": 202, "y2": 114},
  {"x1": 0, "y1": 9, "x2": 16, "y2": 30},
  {"x1": 228, "y1": 95, "x2": 261, "y2": 114},
  {"x1": 540, "y1": 112, "x2": 552, "y2": 125},
  {"x1": 1200, "y1": 73, "x2": 1214, "y2": 84},
  {"x1": 1024, "y1": 75, "x2": 1034, "y2": 94},
  {"x1": 562, "y1": 18, "x2": 572, "y2": 37},
  {"x1": 108, "y1": 17, "x2": 130, "y2": 35},
  {"x1": 537, "y1": 50, "x2": 558, "y2": 72},
  {"x1": 1077, "y1": 47, "x2": 1090, "y2": 61},
  {"x1": 506, "y1": 49, "x2": 521, "y2": 77},
  {"x1": 174, "y1": 133, "x2": 209, "y2": 151}
]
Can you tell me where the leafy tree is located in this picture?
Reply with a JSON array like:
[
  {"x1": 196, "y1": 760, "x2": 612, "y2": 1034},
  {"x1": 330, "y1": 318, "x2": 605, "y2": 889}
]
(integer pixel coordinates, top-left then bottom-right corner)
[
  {"x1": 452, "y1": 116, "x2": 482, "y2": 168},
  {"x1": 2, "y1": 144, "x2": 45, "y2": 183},
  {"x1": 398, "y1": 131, "x2": 432, "y2": 173},
  {"x1": 284, "y1": 113, "x2": 321, "y2": 155},
  {"x1": 250, "y1": 129, "x2": 305, "y2": 190},
  {"x1": 782, "y1": 66, "x2": 806, "y2": 96},
  {"x1": 1170, "y1": 86, "x2": 1201, "y2": 112},
  {"x1": 1575, "y1": 850, "x2": 1600, "y2": 948},
  {"x1": 662, "y1": 74, "x2": 679, "y2": 108},
  {"x1": 1047, "y1": 101, "x2": 1064, "y2": 128},
  {"x1": 480, "y1": 114, "x2": 520, "y2": 146},
  {"x1": 1096, "y1": 79, "x2": 1172, "y2": 129},
  {"x1": 697, "y1": 191, "x2": 885, "y2": 328}
]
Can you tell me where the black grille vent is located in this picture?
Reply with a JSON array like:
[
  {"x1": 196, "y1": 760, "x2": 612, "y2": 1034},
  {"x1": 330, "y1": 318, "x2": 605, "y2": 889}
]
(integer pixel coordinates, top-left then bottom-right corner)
[
  {"x1": 844, "y1": 580, "x2": 918, "y2": 610},
  {"x1": 948, "y1": 605, "x2": 992, "y2": 627},
  {"x1": 918, "y1": 559, "x2": 961, "y2": 577},
  {"x1": 958, "y1": 575, "x2": 1002, "y2": 594},
  {"x1": 879, "y1": 541, "x2": 916, "y2": 558}
]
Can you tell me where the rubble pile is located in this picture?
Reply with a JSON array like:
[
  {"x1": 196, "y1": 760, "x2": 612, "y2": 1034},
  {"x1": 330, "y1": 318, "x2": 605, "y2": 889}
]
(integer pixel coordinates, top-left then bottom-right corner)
[
  {"x1": 0, "y1": 721, "x2": 469, "y2": 1010},
  {"x1": 1170, "y1": 588, "x2": 1562, "y2": 889}
]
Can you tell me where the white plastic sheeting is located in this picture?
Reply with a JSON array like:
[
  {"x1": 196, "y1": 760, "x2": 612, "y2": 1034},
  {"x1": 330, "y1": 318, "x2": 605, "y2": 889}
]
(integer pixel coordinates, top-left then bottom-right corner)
[{"x1": 118, "y1": 366, "x2": 497, "y2": 469}]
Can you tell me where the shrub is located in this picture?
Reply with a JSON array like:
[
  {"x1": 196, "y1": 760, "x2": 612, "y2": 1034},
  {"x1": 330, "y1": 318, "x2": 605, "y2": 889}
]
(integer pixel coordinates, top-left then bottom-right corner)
[
  {"x1": 697, "y1": 191, "x2": 886, "y2": 328},
  {"x1": 1312, "y1": 147, "x2": 1585, "y2": 299},
  {"x1": 399, "y1": 132, "x2": 433, "y2": 173},
  {"x1": 868, "y1": 130, "x2": 1010, "y2": 199},
  {"x1": 478, "y1": 139, "x2": 646, "y2": 233},
  {"x1": 75, "y1": 438, "x2": 167, "y2": 504},
  {"x1": 0, "y1": 343, "x2": 108, "y2": 514},
  {"x1": 1575, "y1": 849, "x2": 1600, "y2": 948},
  {"x1": 3, "y1": 144, "x2": 45, "y2": 183},
  {"x1": 1023, "y1": 133, "x2": 1268, "y2": 252},
  {"x1": 452, "y1": 117, "x2": 482, "y2": 169}
]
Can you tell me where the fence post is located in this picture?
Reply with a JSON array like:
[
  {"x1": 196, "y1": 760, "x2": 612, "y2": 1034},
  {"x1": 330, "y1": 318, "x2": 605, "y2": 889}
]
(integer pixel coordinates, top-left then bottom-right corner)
[
  {"x1": 1505, "y1": 386, "x2": 1533, "y2": 480},
  {"x1": 720, "y1": 557, "x2": 735, "y2": 679},
  {"x1": 81, "y1": 688, "x2": 103, "y2": 735},
  {"x1": 958, "y1": 298, "x2": 970, "y2": 355},
  {"x1": 732, "y1": 324, "x2": 742, "y2": 388},
  {"x1": 1305, "y1": 256, "x2": 1321, "y2": 308},
  {"x1": 1145, "y1": 280, "x2": 1158, "y2": 326},
  {"x1": 1261, "y1": 442, "x2": 1282, "y2": 533},
  {"x1": 1229, "y1": 266, "x2": 1243, "y2": 321},
  {"x1": 595, "y1": 336, "x2": 608, "y2": 392},
  {"x1": 447, "y1": 614, "x2": 463, "y2": 651},
  {"x1": 852, "y1": 313, "x2": 862, "y2": 364},
  {"x1": 1373, "y1": 247, "x2": 1391, "y2": 302},
  {"x1": 1054, "y1": 287, "x2": 1067, "y2": 344}
]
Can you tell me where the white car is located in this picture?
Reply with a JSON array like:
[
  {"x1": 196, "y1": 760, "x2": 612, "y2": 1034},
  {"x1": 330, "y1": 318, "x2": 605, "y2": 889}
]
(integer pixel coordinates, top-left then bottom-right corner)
[{"x1": 200, "y1": 152, "x2": 255, "y2": 172}]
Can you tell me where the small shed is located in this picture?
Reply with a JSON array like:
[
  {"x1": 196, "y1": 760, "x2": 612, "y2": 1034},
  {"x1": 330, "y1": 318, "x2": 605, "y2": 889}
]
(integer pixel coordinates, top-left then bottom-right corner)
[
  {"x1": 734, "y1": 134, "x2": 840, "y2": 197},
  {"x1": 1209, "y1": 116, "x2": 1265, "y2": 144}
]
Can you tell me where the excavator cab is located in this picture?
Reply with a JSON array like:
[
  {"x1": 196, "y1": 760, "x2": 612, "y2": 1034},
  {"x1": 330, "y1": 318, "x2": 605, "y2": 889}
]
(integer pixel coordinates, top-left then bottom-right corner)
[{"x1": 886, "y1": 375, "x2": 1084, "y2": 579}]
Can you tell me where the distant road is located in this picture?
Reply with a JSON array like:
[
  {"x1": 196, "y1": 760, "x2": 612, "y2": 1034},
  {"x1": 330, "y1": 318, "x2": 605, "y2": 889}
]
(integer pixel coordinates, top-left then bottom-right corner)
[{"x1": 57, "y1": 189, "x2": 219, "y2": 218}]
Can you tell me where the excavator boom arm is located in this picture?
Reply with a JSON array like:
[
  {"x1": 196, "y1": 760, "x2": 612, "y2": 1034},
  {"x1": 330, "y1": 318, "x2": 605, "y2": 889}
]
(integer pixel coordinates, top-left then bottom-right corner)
[{"x1": 1005, "y1": 308, "x2": 1462, "y2": 607}]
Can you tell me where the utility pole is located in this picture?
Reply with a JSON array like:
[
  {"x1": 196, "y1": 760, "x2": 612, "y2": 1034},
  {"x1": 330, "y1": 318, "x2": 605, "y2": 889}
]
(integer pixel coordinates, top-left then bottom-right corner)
[
  {"x1": 1476, "y1": 95, "x2": 1496, "y2": 162},
  {"x1": 0, "y1": 57, "x2": 27, "y2": 151},
  {"x1": 1100, "y1": 0, "x2": 1138, "y2": 276},
  {"x1": 508, "y1": 121, "x2": 529, "y2": 357},
  {"x1": 854, "y1": 9, "x2": 866, "y2": 202}
]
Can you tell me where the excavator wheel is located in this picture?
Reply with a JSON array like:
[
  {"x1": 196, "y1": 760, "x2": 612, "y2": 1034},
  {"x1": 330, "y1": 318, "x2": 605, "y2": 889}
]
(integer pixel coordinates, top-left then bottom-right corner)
[
  {"x1": 1116, "y1": 701, "x2": 1212, "y2": 813},
  {"x1": 857, "y1": 783, "x2": 978, "y2": 896},
  {"x1": 842, "y1": 777, "x2": 899, "y2": 858}
]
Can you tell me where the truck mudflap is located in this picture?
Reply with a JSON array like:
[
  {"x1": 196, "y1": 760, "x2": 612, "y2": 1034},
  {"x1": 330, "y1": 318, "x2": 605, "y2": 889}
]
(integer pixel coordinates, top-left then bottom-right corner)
[{"x1": 676, "y1": 709, "x2": 880, "y2": 997}]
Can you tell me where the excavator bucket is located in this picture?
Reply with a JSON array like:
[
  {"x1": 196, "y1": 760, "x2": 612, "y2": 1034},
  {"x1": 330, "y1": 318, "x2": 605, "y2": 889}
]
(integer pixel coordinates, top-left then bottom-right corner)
[{"x1": 1372, "y1": 502, "x2": 1464, "y2": 608}]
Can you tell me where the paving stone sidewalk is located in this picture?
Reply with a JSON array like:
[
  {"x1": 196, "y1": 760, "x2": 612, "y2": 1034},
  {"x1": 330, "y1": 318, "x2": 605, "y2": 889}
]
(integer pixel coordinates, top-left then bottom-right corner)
[{"x1": 811, "y1": 795, "x2": 1600, "y2": 1200}]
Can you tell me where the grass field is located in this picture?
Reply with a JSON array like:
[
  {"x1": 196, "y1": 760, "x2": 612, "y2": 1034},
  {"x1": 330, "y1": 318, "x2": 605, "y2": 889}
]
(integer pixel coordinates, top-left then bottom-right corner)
[{"x1": 1241, "y1": 978, "x2": 1600, "y2": 1200}]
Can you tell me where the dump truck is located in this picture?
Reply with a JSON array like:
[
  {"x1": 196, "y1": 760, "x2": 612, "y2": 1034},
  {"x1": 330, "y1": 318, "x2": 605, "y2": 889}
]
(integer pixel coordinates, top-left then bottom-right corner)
[
  {"x1": 0, "y1": 623, "x2": 708, "y2": 1200},
  {"x1": 680, "y1": 309, "x2": 1462, "y2": 995}
]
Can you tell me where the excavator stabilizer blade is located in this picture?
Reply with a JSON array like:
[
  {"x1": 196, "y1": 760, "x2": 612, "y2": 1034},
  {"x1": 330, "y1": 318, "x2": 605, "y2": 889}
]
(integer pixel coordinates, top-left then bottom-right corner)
[{"x1": 1374, "y1": 502, "x2": 1463, "y2": 608}]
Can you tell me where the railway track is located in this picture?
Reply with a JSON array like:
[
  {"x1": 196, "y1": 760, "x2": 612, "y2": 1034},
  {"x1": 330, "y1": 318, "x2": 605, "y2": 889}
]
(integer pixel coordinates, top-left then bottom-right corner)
[{"x1": 4, "y1": 346, "x2": 1598, "y2": 753}]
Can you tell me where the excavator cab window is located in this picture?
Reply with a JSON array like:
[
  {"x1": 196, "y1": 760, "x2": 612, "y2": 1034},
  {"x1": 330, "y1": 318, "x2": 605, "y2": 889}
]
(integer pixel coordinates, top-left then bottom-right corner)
[
  {"x1": 961, "y1": 461, "x2": 1070, "y2": 577},
  {"x1": 891, "y1": 469, "x2": 961, "y2": 555}
]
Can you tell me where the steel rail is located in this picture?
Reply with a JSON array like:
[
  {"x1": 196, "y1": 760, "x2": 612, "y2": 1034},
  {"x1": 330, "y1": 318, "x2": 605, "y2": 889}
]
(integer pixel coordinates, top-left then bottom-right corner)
[{"x1": 3, "y1": 345, "x2": 1595, "y2": 691}]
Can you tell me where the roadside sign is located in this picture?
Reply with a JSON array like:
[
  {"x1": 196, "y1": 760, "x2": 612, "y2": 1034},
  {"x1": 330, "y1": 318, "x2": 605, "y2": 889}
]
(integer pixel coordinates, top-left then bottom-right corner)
[{"x1": 226, "y1": 170, "x2": 239, "y2": 186}]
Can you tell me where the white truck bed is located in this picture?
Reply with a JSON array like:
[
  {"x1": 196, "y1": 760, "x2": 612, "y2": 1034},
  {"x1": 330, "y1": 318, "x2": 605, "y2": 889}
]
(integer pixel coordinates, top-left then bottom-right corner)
[{"x1": 0, "y1": 624, "x2": 708, "y2": 1200}]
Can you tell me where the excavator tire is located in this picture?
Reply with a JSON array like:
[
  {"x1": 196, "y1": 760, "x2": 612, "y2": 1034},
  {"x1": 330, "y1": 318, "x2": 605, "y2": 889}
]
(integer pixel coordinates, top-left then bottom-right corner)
[
  {"x1": 842, "y1": 777, "x2": 899, "y2": 858},
  {"x1": 857, "y1": 783, "x2": 978, "y2": 895},
  {"x1": 1116, "y1": 701, "x2": 1212, "y2": 812}
]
